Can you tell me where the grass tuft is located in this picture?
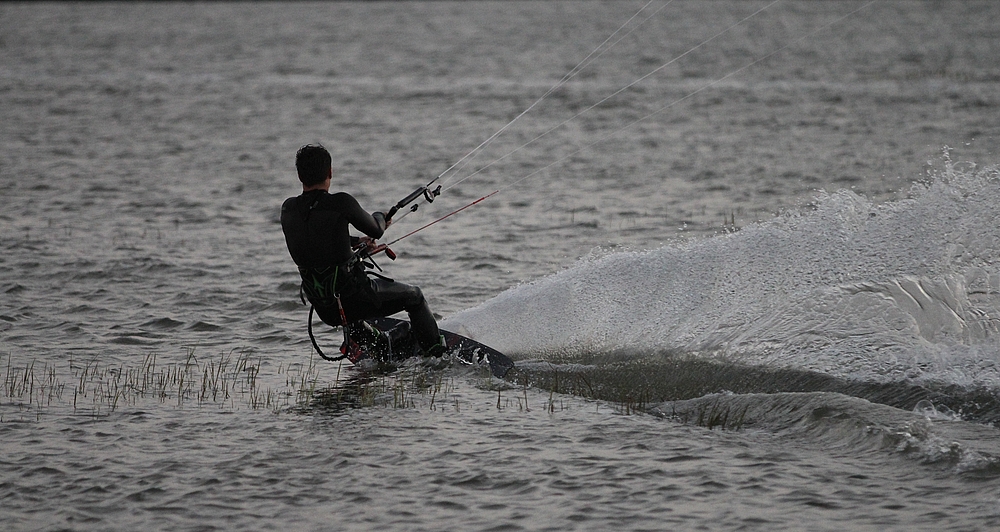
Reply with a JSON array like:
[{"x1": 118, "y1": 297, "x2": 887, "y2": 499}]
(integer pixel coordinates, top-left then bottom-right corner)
[{"x1": 1, "y1": 349, "x2": 325, "y2": 419}]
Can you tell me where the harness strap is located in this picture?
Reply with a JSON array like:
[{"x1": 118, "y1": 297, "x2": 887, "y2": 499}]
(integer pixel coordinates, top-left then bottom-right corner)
[
  {"x1": 305, "y1": 266, "x2": 355, "y2": 362},
  {"x1": 298, "y1": 258, "x2": 354, "y2": 307},
  {"x1": 307, "y1": 304, "x2": 349, "y2": 362},
  {"x1": 300, "y1": 257, "x2": 393, "y2": 363}
]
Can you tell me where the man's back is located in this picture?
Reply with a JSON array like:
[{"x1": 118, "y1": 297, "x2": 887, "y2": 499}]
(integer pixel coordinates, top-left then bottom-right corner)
[{"x1": 280, "y1": 190, "x2": 384, "y2": 268}]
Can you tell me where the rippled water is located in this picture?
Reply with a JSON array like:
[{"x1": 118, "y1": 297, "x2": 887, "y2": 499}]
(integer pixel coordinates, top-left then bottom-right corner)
[{"x1": 2, "y1": 1, "x2": 1000, "y2": 530}]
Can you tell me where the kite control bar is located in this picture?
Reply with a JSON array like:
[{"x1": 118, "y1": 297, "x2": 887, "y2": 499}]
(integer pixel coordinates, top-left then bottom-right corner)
[
  {"x1": 385, "y1": 185, "x2": 441, "y2": 221},
  {"x1": 353, "y1": 240, "x2": 396, "y2": 273},
  {"x1": 356, "y1": 183, "x2": 443, "y2": 267},
  {"x1": 367, "y1": 243, "x2": 396, "y2": 261}
]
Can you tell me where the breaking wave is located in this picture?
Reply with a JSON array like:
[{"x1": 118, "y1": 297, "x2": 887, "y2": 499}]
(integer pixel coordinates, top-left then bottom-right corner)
[
  {"x1": 446, "y1": 159, "x2": 1000, "y2": 387},
  {"x1": 446, "y1": 160, "x2": 1000, "y2": 454},
  {"x1": 654, "y1": 391, "x2": 1000, "y2": 476}
]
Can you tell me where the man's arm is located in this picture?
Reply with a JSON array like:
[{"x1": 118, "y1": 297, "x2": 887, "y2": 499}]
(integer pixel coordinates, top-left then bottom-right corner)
[{"x1": 333, "y1": 192, "x2": 387, "y2": 239}]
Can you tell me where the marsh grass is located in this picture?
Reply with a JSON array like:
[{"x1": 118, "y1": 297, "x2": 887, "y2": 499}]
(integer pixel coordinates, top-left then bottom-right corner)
[
  {"x1": 0, "y1": 346, "x2": 519, "y2": 419},
  {"x1": 1, "y1": 349, "x2": 324, "y2": 419},
  {"x1": 304, "y1": 363, "x2": 467, "y2": 413}
]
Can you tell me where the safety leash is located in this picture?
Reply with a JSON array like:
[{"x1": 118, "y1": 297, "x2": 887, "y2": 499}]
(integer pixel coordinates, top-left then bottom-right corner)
[
  {"x1": 303, "y1": 265, "x2": 355, "y2": 362},
  {"x1": 307, "y1": 304, "x2": 348, "y2": 362}
]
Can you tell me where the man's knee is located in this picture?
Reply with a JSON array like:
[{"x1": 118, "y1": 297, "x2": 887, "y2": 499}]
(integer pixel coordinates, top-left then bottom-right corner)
[
  {"x1": 380, "y1": 281, "x2": 425, "y2": 307},
  {"x1": 407, "y1": 285, "x2": 425, "y2": 305}
]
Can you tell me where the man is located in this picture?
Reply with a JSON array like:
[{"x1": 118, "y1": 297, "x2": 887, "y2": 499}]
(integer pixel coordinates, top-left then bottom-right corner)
[{"x1": 281, "y1": 144, "x2": 444, "y2": 358}]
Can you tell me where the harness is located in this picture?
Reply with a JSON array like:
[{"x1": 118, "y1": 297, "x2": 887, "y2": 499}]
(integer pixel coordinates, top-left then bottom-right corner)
[
  {"x1": 298, "y1": 258, "x2": 355, "y2": 361},
  {"x1": 299, "y1": 255, "x2": 395, "y2": 362}
]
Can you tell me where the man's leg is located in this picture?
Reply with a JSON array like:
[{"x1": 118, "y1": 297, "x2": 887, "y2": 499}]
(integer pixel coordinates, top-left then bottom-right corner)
[{"x1": 343, "y1": 278, "x2": 441, "y2": 351}]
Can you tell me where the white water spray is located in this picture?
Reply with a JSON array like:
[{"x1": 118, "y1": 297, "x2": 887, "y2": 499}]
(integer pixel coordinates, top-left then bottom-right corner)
[{"x1": 444, "y1": 160, "x2": 1000, "y2": 387}]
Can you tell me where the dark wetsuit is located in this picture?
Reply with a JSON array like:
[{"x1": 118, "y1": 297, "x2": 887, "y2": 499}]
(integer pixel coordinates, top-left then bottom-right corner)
[{"x1": 280, "y1": 190, "x2": 440, "y2": 349}]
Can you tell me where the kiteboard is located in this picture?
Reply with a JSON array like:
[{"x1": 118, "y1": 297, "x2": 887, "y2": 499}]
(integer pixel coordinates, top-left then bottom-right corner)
[{"x1": 339, "y1": 317, "x2": 514, "y2": 378}]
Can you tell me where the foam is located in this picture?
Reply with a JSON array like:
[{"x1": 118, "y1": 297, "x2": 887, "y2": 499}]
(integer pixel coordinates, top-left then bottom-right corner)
[{"x1": 443, "y1": 160, "x2": 1000, "y2": 387}]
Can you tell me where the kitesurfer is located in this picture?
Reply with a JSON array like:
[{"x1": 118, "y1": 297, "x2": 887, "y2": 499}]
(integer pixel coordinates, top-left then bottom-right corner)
[{"x1": 280, "y1": 144, "x2": 445, "y2": 357}]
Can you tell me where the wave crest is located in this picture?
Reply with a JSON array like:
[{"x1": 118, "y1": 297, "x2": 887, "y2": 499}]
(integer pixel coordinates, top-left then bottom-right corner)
[{"x1": 446, "y1": 160, "x2": 1000, "y2": 389}]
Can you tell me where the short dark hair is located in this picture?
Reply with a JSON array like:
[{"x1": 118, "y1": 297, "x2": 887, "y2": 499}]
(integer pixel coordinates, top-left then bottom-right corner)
[{"x1": 295, "y1": 144, "x2": 332, "y2": 186}]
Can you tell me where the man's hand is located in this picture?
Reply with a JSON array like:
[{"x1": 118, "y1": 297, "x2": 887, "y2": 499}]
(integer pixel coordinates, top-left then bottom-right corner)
[{"x1": 353, "y1": 236, "x2": 377, "y2": 254}]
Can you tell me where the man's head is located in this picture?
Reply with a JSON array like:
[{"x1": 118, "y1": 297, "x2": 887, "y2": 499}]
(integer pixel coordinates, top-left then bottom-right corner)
[{"x1": 295, "y1": 144, "x2": 332, "y2": 187}]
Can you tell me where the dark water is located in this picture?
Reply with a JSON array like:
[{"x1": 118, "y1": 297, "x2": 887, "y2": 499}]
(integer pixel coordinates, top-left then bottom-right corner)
[{"x1": 2, "y1": 1, "x2": 1000, "y2": 530}]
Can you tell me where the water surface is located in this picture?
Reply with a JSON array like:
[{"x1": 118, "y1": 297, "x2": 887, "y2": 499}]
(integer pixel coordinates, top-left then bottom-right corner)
[{"x1": 2, "y1": 1, "x2": 1000, "y2": 530}]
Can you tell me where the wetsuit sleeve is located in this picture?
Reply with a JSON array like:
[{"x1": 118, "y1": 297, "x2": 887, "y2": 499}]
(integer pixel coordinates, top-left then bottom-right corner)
[{"x1": 336, "y1": 193, "x2": 386, "y2": 239}]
